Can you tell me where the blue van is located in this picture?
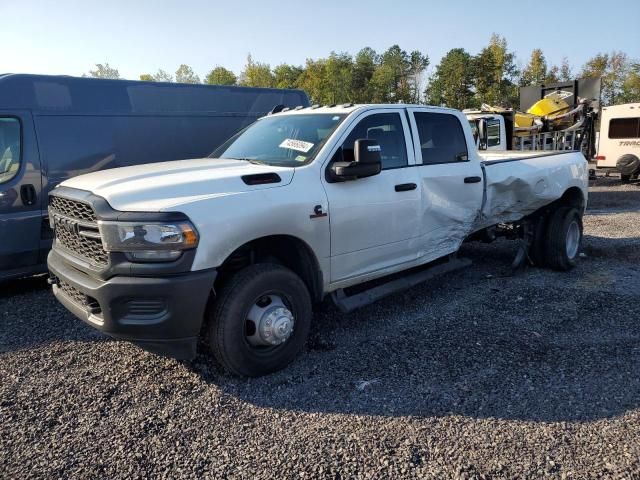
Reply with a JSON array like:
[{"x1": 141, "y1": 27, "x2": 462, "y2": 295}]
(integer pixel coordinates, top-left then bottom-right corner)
[{"x1": 0, "y1": 74, "x2": 309, "y2": 280}]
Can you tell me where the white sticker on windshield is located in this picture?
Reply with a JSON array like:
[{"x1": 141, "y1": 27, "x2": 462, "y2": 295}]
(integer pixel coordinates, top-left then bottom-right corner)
[{"x1": 279, "y1": 138, "x2": 314, "y2": 153}]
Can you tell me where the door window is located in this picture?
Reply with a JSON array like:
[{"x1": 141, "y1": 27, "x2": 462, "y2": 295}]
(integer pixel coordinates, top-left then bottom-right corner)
[
  {"x1": 0, "y1": 118, "x2": 21, "y2": 184},
  {"x1": 340, "y1": 113, "x2": 408, "y2": 169},
  {"x1": 414, "y1": 112, "x2": 468, "y2": 164}
]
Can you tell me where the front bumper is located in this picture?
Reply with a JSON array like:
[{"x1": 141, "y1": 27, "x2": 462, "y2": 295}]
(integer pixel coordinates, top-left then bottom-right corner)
[{"x1": 48, "y1": 249, "x2": 217, "y2": 359}]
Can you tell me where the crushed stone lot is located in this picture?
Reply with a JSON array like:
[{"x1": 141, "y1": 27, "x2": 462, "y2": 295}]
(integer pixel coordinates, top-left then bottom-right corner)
[{"x1": 1, "y1": 176, "x2": 639, "y2": 479}]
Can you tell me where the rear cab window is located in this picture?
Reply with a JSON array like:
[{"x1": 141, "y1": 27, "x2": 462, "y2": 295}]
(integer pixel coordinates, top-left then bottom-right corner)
[
  {"x1": 0, "y1": 117, "x2": 21, "y2": 184},
  {"x1": 413, "y1": 112, "x2": 468, "y2": 164},
  {"x1": 487, "y1": 118, "x2": 501, "y2": 147}
]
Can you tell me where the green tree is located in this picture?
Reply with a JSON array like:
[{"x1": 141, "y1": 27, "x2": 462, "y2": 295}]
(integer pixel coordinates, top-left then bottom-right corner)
[
  {"x1": 545, "y1": 65, "x2": 560, "y2": 83},
  {"x1": 296, "y1": 58, "x2": 328, "y2": 104},
  {"x1": 559, "y1": 57, "x2": 573, "y2": 81},
  {"x1": 425, "y1": 48, "x2": 476, "y2": 109},
  {"x1": 581, "y1": 51, "x2": 630, "y2": 105},
  {"x1": 273, "y1": 64, "x2": 303, "y2": 89},
  {"x1": 239, "y1": 54, "x2": 275, "y2": 88},
  {"x1": 375, "y1": 45, "x2": 414, "y2": 103},
  {"x1": 370, "y1": 62, "x2": 396, "y2": 103},
  {"x1": 205, "y1": 66, "x2": 237, "y2": 85},
  {"x1": 408, "y1": 50, "x2": 429, "y2": 103},
  {"x1": 520, "y1": 49, "x2": 548, "y2": 86},
  {"x1": 488, "y1": 34, "x2": 518, "y2": 105},
  {"x1": 139, "y1": 74, "x2": 154, "y2": 81},
  {"x1": 620, "y1": 61, "x2": 640, "y2": 104},
  {"x1": 175, "y1": 64, "x2": 200, "y2": 84},
  {"x1": 351, "y1": 47, "x2": 378, "y2": 103},
  {"x1": 472, "y1": 34, "x2": 518, "y2": 107},
  {"x1": 324, "y1": 52, "x2": 353, "y2": 104},
  {"x1": 86, "y1": 63, "x2": 120, "y2": 79},
  {"x1": 149, "y1": 69, "x2": 173, "y2": 82}
]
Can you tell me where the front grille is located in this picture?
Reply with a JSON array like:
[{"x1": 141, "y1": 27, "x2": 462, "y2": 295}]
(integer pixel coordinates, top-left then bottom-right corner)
[
  {"x1": 49, "y1": 195, "x2": 108, "y2": 267},
  {"x1": 58, "y1": 280, "x2": 88, "y2": 307},
  {"x1": 57, "y1": 280, "x2": 102, "y2": 315},
  {"x1": 49, "y1": 196, "x2": 97, "y2": 223}
]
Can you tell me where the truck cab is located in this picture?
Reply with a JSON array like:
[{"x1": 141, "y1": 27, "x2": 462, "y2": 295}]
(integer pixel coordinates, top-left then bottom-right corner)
[{"x1": 466, "y1": 112, "x2": 509, "y2": 150}]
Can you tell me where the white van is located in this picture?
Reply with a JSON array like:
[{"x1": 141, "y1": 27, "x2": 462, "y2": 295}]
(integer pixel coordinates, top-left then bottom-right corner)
[{"x1": 595, "y1": 103, "x2": 640, "y2": 181}]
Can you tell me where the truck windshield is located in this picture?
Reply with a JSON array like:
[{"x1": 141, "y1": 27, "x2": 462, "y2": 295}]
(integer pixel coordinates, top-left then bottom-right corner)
[{"x1": 212, "y1": 113, "x2": 347, "y2": 167}]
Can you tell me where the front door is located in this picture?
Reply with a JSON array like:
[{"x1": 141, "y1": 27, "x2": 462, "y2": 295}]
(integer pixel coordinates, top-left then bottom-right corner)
[
  {"x1": 322, "y1": 109, "x2": 421, "y2": 284},
  {"x1": 0, "y1": 111, "x2": 43, "y2": 276}
]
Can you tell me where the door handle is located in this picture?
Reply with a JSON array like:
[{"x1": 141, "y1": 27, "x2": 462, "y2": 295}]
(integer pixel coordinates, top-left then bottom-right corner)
[
  {"x1": 464, "y1": 176, "x2": 482, "y2": 184},
  {"x1": 395, "y1": 183, "x2": 417, "y2": 192},
  {"x1": 20, "y1": 184, "x2": 37, "y2": 206}
]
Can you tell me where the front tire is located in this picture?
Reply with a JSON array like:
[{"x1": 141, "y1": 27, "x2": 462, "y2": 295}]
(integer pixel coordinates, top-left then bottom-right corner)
[
  {"x1": 543, "y1": 207, "x2": 583, "y2": 271},
  {"x1": 208, "y1": 263, "x2": 312, "y2": 377}
]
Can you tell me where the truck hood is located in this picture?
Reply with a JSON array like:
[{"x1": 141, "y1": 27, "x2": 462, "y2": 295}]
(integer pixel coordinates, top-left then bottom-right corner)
[{"x1": 60, "y1": 158, "x2": 295, "y2": 212}]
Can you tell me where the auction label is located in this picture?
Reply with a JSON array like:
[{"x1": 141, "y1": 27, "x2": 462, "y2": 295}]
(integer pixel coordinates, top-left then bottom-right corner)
[{"x1": 279, "y1": 138, "x2": 314, "y2": 153}]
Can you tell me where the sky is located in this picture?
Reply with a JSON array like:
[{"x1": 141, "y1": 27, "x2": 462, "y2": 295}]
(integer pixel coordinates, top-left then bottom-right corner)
[{"x1": 2, "y1": 0, "x2": 639, "y2": 80}]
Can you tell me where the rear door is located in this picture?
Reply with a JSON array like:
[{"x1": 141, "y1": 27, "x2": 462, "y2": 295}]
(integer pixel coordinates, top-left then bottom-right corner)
[
  {"x1": 407, "y1": 107, "x2": 484, "y2": 260},
  {"x1": 322, "y1": 108, "x2": 421, "y2": 284},
  {"x1": 0, "y1": 111, "x2": 43, "y2": 276}
]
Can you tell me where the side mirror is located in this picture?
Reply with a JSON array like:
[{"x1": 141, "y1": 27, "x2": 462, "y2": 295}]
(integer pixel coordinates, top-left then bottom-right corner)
[
  {"x1": 328, "y1": 139, "x2": 382, "y2": 182},
  {"x1": 477, "y1": 119, "x2": 488, "y2": 150}
]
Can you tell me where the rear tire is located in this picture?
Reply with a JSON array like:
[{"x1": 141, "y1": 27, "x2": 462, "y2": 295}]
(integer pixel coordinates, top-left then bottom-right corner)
[
  {"x1": 543, "y1": 207, "x2": 583, "y2": 271},
  {"x1": 621, "y1": 174, "x2": 631, "y2": 183},
  {"x1": 208, "y1": 263, "x2": 312, "y2": 377},
  {"x1": 529, "y1": 214, "x2": 549, "y2": 267}
]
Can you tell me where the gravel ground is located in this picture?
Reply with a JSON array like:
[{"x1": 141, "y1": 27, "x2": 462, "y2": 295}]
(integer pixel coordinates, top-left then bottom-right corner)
[{"x1": 1, "y1": 176, "x2": 639, "y2": 479}]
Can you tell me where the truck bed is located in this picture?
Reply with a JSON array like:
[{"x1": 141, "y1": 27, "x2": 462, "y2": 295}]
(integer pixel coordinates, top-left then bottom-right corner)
[{"x1": 474, "y1": 150, "x2": 588, "y2": 230}]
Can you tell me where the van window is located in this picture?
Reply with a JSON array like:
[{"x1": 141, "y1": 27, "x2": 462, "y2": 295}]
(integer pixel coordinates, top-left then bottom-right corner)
[
  {"x1": 609, "y1": 117, "x2": 640, "y2": 139},
  {"x1": 414, "y1": 112, "x2": 468, "y2": 164},
  {"x1": 0, "y1": 118, "x2": 21, "y2": 184}
]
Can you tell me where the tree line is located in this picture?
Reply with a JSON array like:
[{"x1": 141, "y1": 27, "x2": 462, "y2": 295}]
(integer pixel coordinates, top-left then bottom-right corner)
[{"x1": 86, "y1": 34, "x2": 640, "y2": 108}]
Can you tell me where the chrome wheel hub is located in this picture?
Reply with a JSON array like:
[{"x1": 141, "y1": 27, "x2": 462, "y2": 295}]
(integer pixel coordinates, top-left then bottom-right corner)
[
  {"x1": 566, "y1": 220, "x2": 580, "y2": 259},
  {"x1": 246, "y1": 295, "x2": 295, "y2": 347}
]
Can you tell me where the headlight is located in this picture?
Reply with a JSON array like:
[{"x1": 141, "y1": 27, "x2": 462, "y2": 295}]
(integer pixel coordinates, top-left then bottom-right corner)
[{"x1": 98, "y1": 221, "x2": 198, "y2": 262}]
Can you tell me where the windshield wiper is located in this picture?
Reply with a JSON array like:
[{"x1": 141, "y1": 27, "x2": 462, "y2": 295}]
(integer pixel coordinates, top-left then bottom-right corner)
[{"x1": 222, "y1": 157, "x2": 266, "y2": 165}]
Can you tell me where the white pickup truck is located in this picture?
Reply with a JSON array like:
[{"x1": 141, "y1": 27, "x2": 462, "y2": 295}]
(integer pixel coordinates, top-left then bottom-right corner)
[{"x1": 47, "y1": 104, "x2": 588, "y2": 376}]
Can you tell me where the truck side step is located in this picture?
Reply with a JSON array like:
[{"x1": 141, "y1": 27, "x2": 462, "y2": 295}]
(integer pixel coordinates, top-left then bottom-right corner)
[{"x1": 330, "y1": 256, "x2": 472, "y2": 313}]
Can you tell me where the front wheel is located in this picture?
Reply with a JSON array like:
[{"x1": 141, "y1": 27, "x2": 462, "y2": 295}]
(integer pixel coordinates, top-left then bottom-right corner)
[
  {"x1": 543, "y1": 207, "x2": 583, "y2": 271},
  {"x1": 208, "y1": 263, "x2": 312, "y2": 377}
]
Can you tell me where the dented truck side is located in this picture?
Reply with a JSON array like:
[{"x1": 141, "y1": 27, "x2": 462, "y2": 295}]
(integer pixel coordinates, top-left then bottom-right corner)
[{"x1": 47, "y1": 104, "x2": 588, "y2": 376}]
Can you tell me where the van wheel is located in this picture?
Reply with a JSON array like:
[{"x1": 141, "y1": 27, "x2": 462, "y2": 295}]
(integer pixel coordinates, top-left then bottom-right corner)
[
  {"x1": 543, "y1": 207, "x2": 583, "y2": 271},
  {"x1": 208, "y1": 263, "x2": 312, "y2": 377}
]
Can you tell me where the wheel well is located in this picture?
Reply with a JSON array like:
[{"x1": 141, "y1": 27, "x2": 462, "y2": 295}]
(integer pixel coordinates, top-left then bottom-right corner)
[
  {"x1": 557, "y1": 186, "x2": 585, "y2": 211},
  {"x1": 529, "y1": 186, "x2": 585, "y2": 221},
  {"x1": 215, "y1": 235, "x2": 323, "y2": 303}
]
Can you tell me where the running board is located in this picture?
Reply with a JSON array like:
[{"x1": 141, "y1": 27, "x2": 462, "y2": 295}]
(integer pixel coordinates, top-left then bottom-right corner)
[{"x1": 330, "y1": 256, "x2": 472, "y2": 313}]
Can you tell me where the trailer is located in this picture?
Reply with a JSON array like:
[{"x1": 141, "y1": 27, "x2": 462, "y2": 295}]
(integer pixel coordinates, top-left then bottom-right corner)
[{"x1": 594, "y1": 103, "x2": 640, "y2": 181}]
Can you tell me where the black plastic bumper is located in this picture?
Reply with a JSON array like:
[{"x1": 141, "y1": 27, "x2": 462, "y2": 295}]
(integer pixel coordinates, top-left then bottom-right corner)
[{"x1": 48, "y1": 249, "x2": 217, "y2": 359}]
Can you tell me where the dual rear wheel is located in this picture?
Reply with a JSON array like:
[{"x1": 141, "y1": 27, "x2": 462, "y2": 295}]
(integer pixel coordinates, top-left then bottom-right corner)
[{"x1": 531, "y1": 206, "x2": 583, "y2": 271}]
